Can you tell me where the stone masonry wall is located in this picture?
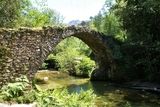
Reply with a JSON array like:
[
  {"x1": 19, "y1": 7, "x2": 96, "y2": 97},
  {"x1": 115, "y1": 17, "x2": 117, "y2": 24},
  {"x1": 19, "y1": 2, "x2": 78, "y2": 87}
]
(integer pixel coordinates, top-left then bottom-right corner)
[{"x1": 0, "y1": 26, "x2": 119, "y2": 87}]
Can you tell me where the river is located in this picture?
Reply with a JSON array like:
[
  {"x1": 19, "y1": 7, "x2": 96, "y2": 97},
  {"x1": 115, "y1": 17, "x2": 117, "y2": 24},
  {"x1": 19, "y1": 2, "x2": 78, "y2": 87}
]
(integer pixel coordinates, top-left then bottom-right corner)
[{"x1": 35, "y1": 70, "x2": 160, "y2": 107}]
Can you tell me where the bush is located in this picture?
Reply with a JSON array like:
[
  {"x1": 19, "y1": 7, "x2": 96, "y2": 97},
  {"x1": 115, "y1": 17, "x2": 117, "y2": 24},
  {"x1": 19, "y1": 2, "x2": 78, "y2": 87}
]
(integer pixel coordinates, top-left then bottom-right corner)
[
  {"x1": 54, "y1": 47, "x2": 80, "y2": 72},
  {"x1": 74, "y1": 56, "x2": 96, "y2": 77},
  {"x1": 0, "y1": 82, "x2": 97, "y2": 107},
  {"x1": 1, "y1": 76, "x2": 29, "y2": 100},
  {"x1": 54, "y1": 49, "x2": 95, "y2": 77},
  {"x1": 42, "y1": 37, "x2": 96, "y2": 77},
  {"x1": 30, "y1": 88, "x2": 96, "y2": 107},
  {"x1": 41, "y1": 62, "x2": 48, "y2": 69}
]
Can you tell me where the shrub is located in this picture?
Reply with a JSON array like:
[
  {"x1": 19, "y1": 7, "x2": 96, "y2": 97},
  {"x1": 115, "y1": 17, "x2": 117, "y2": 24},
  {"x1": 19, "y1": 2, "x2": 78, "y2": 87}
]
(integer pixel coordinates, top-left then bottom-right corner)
[
  {"x1": 34, "y1": 88, "x2": 96, "y2": 107},
  {"x1": 1, "y1": 76, "x2": 29, "y2": 100},
  {"x1": 54, "y1": 47, "x2": 80, "y2": 72},
  {"x1": 0, "y1": 82, "x2": 97, "y2": 107},
  {"x1": 41, "y1": 37, "x2": 96, "y2": 77},
  {"x1": 41, "y1": 62, "x2": 48, "y2": 69},
  {"x1": 74, "y1": 56, "x2": 96, "y2": 77},
  {"x1": 54, "y1": 49, "x2": 95, "y2": 77}
]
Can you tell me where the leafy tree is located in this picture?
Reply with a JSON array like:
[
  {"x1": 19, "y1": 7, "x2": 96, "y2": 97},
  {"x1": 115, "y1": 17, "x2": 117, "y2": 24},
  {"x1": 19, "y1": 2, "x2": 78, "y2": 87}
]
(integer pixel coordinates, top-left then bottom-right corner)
[
  {"x1": 115, "y1": 0, "x2": 160, "y2": 42},
  {"x1": 113, "y1": 0, "x2": 160, "y2": 82},
  {"x1": 18, "y1": 8, "x2": 61, "y2": 27},
  {"x1": 92, "y1": 12, "x2": 103, "y2": 31},
  {"x1": 89, "y1": 0, "x2": 126, "y2": 41},
  {"x1": 0, "y1": 0, "x2": 62, "y2": 28},
  {"x1": 89, "y1": 0, "x2": 160, "y2": 82},
  {"x1": 44, "y1": 37, "x2": 95, "y2": 77},
  {"x1": 101, "y1": 12, "x2": 126, "y2": 40},
  {"x1": 0, "y1": 0, "x2": 31, "y2": 27}
]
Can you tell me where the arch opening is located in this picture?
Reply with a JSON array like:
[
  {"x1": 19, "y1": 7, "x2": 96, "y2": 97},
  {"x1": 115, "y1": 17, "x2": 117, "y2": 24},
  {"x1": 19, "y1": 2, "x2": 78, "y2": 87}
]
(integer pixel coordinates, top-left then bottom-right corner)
[
  {"x1": 34, "y1": 27, "x2": 116, "y2": 81},
  {"x1": 39, "y1": 36, "x2": 96, "y2": 78}
]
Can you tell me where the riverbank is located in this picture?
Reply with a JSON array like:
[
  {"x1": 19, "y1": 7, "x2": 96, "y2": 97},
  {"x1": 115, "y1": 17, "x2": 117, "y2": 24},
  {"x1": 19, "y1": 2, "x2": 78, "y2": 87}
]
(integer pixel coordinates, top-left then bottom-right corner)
[
  {"x1": 35, "y1": 70, "x2": 160, "y2": 107},
  {"x1": 0, "y1": 70, "x2": 160, "y2": 107},
  {"x1": 36, "y1": 70, "x2": 160, "y2": 94},
  {"x1": 122, "y1": 81, "x2": 160, "y2": 94}
]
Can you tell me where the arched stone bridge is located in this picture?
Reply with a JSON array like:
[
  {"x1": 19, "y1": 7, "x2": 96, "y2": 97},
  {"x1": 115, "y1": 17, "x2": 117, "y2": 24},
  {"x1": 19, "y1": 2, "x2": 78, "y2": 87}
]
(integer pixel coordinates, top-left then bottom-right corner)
[{"x1": 0, "y1": 26, "x2": 120, "y2": 86}]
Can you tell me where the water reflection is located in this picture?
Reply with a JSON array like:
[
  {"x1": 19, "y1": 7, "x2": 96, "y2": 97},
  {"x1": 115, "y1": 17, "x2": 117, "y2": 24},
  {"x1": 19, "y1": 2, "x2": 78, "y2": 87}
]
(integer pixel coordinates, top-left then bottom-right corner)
[
  {"x1": 67, "y1": 81, "x2": 160, "y2": 107},
  {"x1": 36, "y1": 71, "x2": 160, "y2": 107},
  {"x1": 67, "y1": 81, "x2": 115, "y2": 95},
  {"x1": 67, "y1": 82, "x2": 92, "y2": 93}
]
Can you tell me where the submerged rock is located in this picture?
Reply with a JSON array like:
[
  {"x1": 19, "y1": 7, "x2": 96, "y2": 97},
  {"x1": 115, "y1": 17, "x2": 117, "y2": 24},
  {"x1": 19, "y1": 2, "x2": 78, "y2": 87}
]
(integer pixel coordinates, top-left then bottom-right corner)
[{"x1": 43, "y1": 77, "x2": 49, "y2": 81}]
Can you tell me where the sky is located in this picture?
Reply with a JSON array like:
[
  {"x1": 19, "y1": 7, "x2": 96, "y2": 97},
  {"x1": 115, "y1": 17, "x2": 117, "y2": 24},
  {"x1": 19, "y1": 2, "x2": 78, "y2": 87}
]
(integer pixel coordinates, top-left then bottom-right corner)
[{"x1": 46, "y1": 0, "x2": 106, "y2": 23}]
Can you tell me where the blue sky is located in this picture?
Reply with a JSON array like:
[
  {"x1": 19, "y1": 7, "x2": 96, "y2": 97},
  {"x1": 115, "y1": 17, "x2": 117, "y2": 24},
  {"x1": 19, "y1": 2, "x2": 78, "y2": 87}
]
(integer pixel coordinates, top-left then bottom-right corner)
[{"x1": 47, "y1": 0, "x2": 106, "y2": 23}]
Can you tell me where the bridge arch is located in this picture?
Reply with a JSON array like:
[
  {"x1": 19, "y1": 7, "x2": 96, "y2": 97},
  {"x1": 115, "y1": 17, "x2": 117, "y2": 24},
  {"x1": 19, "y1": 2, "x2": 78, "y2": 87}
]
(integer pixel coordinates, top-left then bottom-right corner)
[
  {"x1": 40, "y1": 26, "x2": 116, "y2": 80},
  {"x1": 0, "y1": 26, "x2": 118, "y2": 86}
]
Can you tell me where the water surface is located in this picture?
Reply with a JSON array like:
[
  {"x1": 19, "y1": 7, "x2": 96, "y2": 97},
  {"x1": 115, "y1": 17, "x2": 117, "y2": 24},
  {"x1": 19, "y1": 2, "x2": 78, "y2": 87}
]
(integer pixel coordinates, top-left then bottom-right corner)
[{"x1": 36, "y1": 70, "x2": 160, "y2": 107}]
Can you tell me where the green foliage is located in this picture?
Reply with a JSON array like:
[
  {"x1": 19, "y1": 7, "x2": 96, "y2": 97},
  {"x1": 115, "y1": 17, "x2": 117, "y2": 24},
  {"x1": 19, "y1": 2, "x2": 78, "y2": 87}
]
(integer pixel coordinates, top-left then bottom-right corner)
[
  {"x1": 52, "y1": 37, "x2": 95, "y2": 77},
  {"x1": 54, "y1": 46, "x2": 80, "y2": 71},
  {"x1": 115, "y1": 0, "x2": 160, "y2": 42},
  {"x1": 54, "y1": 49, "x2": 95, "y2": 77},
  {"x1": 54, "y1": 37, "x2": 91, "y2": 56},
  {"x1": 0, "y1": 0, "x2": 62, "y2": 28},
  {"x1": 41, "y1": 62, "x2": 48, "y2": 69},
  {"x1": 89, "y1": 0, "x2": 126, "y2": 41},
  {"x1": 1, "y1": 76, "x2": 29, "y2": 100},
  {"x1": 15, "y1": 90, "x2": 36, "y2": 104},
  {"x1": 50, "y1": 89, "x2": 96, "y2": 107},
  {"x1": 101, "y1": 13, "x2": 126, "y2": 41},
  {"x1": 18, "y1": 8, "x2": 62, "y2": 27},
  {"x1": 74, "y1": 56, "x2": 96, "y2": 77},
  {"x1": 0, "y1": 81, "x2": 96, "y2": 107},
  {"x1": 31, "y1": 88, "x2": 96, "y2": 107},
  {"x1": 88, "y1": 0, "x2": 160, "y2": 82},
  {"x1": 43, "y1": 37, "x2": 95, "y2": 77},
  {"x1": 0, "y1": 0, "x2": 31, "y2": 27},
  {"x1": 112, "y1": 0, "x2": 160, "y2": 82},
  {"x1": 90, "y1": 12, "x2": 103, "y2": 31}
]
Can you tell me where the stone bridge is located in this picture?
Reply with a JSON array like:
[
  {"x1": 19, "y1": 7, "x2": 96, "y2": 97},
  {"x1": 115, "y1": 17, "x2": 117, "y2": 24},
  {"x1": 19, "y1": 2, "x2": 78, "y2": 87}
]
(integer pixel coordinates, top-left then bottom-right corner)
[{"x1": 0, "y1": 26, "x2": 120, "y2": 86}]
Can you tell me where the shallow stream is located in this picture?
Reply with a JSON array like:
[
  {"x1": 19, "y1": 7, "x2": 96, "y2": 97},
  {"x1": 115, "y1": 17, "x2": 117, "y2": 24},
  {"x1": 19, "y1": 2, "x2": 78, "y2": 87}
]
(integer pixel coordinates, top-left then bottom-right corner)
[{"x1": 36, "y1": 70, "x2": 160, "y2": 107}]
